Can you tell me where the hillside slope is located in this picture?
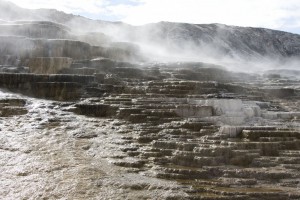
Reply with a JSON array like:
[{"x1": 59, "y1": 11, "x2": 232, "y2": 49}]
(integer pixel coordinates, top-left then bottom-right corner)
[{"x1": 0, "y1": 0, "x2": 300, "y2": 64}]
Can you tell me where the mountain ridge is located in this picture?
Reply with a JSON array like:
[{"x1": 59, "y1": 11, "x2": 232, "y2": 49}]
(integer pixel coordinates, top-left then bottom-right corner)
[{"x1": 0, "y1": 0, "x2": 300, "y2": 65}]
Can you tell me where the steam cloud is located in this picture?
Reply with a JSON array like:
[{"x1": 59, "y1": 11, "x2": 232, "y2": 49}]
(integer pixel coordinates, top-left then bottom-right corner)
[{"x1": 0, "y1": 0, "x2": 300, "y2": 76}]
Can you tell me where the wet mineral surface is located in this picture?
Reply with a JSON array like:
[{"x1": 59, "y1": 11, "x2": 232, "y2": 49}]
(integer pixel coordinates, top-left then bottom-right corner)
[
  {"x1": 0, "y1": 90, "x2": 188, "y2": 199},
  {"x1": 0, "y1": 63, "x2": 300, "y2": 199}
]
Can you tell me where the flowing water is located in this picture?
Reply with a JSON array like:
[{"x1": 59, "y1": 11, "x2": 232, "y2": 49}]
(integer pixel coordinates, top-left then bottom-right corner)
[{"x1": 0, "y1": 89, "x2": 187, "y2": 199}]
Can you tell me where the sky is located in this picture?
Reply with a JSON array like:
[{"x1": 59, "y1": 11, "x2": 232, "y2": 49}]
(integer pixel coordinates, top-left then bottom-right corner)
[{"x1": 5, "y1": 0, "x2": 300, "y2": 34}]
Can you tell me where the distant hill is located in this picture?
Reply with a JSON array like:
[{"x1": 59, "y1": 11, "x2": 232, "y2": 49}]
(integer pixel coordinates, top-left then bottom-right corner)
[{"x1": 1, "y1": 0, "x2": 300, "y2": 64}]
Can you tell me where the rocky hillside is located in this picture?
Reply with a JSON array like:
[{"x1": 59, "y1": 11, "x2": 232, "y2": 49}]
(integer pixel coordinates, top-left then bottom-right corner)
[
  {"x1": 134, "y1": 22, "x2": 300, "y2": 60},
  {"x1": 1, "y1": 0, "x2": 300, "y2": 63}
]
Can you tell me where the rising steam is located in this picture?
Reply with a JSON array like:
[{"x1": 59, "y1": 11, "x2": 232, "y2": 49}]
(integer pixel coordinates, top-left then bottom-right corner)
[{"x1": 0, "y1": 0, "x2": 300, "y2": 75}]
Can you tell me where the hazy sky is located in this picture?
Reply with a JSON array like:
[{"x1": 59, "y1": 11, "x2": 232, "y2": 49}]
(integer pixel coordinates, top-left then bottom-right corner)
[{"x1": 6, "y1": 0, "x2": 300, "y2": 34}]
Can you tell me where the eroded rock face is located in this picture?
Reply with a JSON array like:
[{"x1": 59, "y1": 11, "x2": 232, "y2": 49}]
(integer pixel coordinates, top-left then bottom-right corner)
[
  {"x1": 0, "y1": 36, "x2": 92, "y2": 60},
  {"x1": 32, "y1": 39, "x2": 92, "y2": 59},
  {"x1": 0, "y1": 37, "x2": 142, "y2": 66},
  {"x1": 0, "y1": 98, "x2": 27, "y2": 117},
  {"x1": 0, "y1": 21, "x2": 71, "y2": 39},
  {"x1": 28, "y1": 57, "x2": 72, "y2": 74},
  {"x1": 0, "y1": 36, "x2": 34, "y2": 59},
  {"x1": 31, "y1": 82, "x2": 82, "y2": 100},
  {"x1": 74, "y1": 103, "x2": 117, "y2": 117},
  {"x1": 0, "y1": 73, "x2": 94, "y2": 100},
  {"x1": 175, "y1": 105, "x2": 213, "y2": 118}
]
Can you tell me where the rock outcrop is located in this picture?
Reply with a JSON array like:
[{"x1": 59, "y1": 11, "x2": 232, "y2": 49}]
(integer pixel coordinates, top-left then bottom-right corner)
[
  {"x1": 0, "y1": 98, "x2": 27, "y2": 117},
  {"x1": 0, "y1": 73, "x2": 94, "y2": 100},
  {"x1": 0, "y1": 21, "x2": 71, "y2": 39},
  {"x1": 28, "y1": 57, "x2": 72, "y2": 74}
]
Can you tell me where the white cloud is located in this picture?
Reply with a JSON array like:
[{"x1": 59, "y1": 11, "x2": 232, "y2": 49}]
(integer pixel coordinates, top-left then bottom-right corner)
[
  {"x1": 5, "y1": 0, "x2": 300, "y2": 33},
  {"x1": 6, "y1": 0, "x2": 108, "y2": 14},
  {"x1": 108, "y1": 0, "x2": 300, "y2": 32}
]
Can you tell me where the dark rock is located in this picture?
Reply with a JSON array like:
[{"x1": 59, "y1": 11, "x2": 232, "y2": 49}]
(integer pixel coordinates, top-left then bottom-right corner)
[
  {"x1": 31, "y1": 82, "x2": 81, "y2": 100},
  {"x1": 0, "y1": 106, "x2": 27, "y2": 117},
  {"x1": 28, "y1": 57, "x2": 72, "y2": 74},
  {"x1": 75, "y1": 103, "x2": 117, "y2": 117},
  {"x1": 262, "y1": 88, "x2": 295, "y2": 98},
  {"x1": 73, "y1": 131, "x2": 98, "y2": 139}
]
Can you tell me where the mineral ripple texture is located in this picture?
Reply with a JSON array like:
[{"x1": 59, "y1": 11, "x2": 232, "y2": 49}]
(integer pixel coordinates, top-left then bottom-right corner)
[{"x1": 0, "y1": 6, "x2": 300, "y2": 200}]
